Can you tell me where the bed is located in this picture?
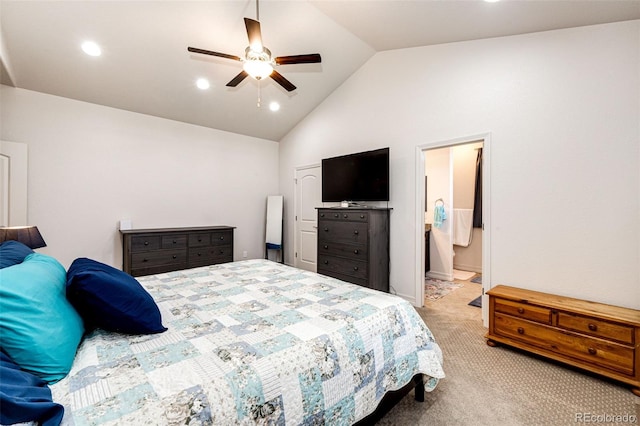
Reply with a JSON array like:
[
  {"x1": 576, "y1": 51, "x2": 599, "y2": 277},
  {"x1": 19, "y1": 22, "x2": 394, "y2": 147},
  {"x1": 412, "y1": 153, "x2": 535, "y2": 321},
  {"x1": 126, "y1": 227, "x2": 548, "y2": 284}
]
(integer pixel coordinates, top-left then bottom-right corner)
[{"x1": 1, "y1": 251, "x2": 444, "y2": 425}]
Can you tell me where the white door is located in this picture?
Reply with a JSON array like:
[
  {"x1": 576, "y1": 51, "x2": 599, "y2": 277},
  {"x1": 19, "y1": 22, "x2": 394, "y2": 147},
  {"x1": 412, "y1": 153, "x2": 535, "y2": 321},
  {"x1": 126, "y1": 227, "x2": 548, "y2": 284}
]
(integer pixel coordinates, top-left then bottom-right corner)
[{"x1": 294, "y1": 165, "x2": 321, "y2": 272}]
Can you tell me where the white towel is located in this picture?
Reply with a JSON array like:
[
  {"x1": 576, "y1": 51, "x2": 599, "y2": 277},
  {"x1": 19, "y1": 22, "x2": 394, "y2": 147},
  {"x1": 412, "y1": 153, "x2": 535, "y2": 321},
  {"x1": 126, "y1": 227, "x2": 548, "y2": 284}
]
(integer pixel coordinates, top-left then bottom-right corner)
[{"x1": 453, "y1": 208, "x2": 474, "y2": 247}]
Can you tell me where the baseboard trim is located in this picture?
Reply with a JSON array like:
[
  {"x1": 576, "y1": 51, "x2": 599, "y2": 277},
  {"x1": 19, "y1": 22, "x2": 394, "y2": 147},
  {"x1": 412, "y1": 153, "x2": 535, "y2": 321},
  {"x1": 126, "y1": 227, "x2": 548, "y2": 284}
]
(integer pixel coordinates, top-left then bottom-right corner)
[{"x1": 453, "y1": 262, "x2": 482, "y2": 273}]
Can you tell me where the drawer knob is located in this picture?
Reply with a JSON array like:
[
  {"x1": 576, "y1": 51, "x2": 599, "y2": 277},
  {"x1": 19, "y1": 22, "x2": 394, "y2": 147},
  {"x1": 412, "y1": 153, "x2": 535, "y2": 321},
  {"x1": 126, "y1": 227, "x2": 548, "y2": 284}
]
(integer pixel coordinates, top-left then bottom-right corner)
[
  {"x1": 324, "y1": 228, "x2": 329, "y2": 232},
  {"x1": 219, "y1": 250, "x2": 224, "y2": 254},
  {"x1": 360, "y1": 214, "x2": 365, "y2": 219},
  {"x1": 517, "y1": 327, "x2": 525, "y2": 335},
  {"x1": 588, "y1": 323, "x2": 597, "y2": 332},
  {"x1": 354, "y1": 230, "x2": 359, "y2": 235},
  {"x1": 353, "y1": 266, "x2": 359, "y2": 271},
  {"x1": 334, "y1": 213, "x2": 339, "y2": 218},
  {"x1": 220, "y1": 236, "x2": 224, "y2": 240},
  {"x1": 354, "y1": 249, "x2": 359, "y2": 254},
  {"x1": 142, "y1": 258, "x2": 148, "y2": 263},
  {"x1": 343, "y1": 214, "x2": 348, "y2": 218},
  {"x1": 172, "y1": 239, "x2": 177, "y2": 244},
  {"x1": 320, "y1": 213, "x2": 325, "y2": 217},
  {"x1": 197, "y1": 252, "x2": 202, "y2": 257},
  {"x1": 198, "y1": 237, "x2": 202, "y2": 242},
  {"x1": 324, "y1": 260, "x2": 329, "y2": 265},
  {"x1": 588, "y1": 347, "x2": 597, "y2": 355},
  {"x1": 144, "y1": 241, "x2": 149, "y2": 246},
  {"x1": 172, "y1": 255, "x2": 177, "y2": 259},
  {"x1": 517, "y1": 308, "x2": 525, "y2": 314},
  {"x1": 323, "y1": 245, "x2": 328, "y2": 249}
]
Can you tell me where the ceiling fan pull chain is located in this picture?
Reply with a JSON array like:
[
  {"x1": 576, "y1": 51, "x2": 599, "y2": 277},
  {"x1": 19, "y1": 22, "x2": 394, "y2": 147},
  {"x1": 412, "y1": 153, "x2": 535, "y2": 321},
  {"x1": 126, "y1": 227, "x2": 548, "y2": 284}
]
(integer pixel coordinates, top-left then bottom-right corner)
[
  {"x1": 256, "y1": 0, "x2": 260, "y2": 21},
  {"x1": 257, "y1": 82, "x2": 262, "y2": 108}
]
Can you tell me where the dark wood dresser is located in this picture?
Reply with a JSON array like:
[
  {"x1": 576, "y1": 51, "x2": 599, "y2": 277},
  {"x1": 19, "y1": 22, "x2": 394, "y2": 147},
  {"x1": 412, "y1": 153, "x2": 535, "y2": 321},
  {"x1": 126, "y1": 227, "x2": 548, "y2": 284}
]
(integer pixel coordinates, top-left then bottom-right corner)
[
  {"x1": 486, "y1": 285, "x2": 640, "y2": 395},
  {"x1": 121, "y1": 226, "x2": 234, "y2": 276},
  {"x1": 317, "y1": 208, "x2": 390, "y2": 292}
]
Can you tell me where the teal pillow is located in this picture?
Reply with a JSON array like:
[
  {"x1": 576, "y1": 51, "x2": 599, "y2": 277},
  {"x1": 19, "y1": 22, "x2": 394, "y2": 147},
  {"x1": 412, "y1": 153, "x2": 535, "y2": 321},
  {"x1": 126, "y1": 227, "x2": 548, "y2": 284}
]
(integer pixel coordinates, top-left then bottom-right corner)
[{"x1": 0, "y1": 253, "x2": 84, "y2": 383}]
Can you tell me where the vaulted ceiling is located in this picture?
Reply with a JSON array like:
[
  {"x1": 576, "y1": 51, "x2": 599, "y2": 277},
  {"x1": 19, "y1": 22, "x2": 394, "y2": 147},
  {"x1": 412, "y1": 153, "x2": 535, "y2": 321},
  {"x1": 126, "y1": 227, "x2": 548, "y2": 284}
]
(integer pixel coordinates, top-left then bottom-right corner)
[{"x1": 2, "y1": 1, "x2": 639, "y2": 141}]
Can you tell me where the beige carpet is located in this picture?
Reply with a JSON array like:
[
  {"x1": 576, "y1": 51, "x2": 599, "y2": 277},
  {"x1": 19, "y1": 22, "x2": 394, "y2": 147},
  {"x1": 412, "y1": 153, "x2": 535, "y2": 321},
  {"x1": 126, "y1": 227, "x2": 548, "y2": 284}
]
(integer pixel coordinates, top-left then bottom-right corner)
[{"x1": 376, "y1": 281, "x2": 639, "y2": 425}]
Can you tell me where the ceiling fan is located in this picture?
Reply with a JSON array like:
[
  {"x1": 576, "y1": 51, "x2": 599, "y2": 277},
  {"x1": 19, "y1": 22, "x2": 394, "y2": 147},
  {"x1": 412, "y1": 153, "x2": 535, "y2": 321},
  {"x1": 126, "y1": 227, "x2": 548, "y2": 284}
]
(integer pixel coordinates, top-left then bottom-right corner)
[{"x1": 187, "y1": 1, "x2": 321, "y2": 92}]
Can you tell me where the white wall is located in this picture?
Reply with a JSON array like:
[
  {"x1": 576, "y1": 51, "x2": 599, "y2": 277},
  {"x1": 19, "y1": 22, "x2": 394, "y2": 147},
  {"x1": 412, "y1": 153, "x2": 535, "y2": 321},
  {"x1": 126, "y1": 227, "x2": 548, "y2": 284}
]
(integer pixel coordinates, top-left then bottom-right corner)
[
  {"x1": 279, "y1": 21, "x2": 640, "y2": 309},
  {"x1": 0, "y1": 86, "x2": 279, "y2": 269}
]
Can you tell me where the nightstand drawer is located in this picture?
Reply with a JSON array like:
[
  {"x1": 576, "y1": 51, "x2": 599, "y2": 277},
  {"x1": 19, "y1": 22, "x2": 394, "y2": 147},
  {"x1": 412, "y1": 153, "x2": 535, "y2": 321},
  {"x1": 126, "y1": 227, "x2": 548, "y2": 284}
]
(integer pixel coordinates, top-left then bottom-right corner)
[
  {"x1": 494, "y1": 313, "x2": 634, "y2": 376},
  {"x1": 494, "y1": 298, "x2": 551, "y2": 324},
  {"x1": 318, "y1": 241, "x2": 368, "y2": 260},
  {"x1": 318, "y1": 255, "x2": 368, "y2": 280},
  {"x1": 557, "y1": 312, "x2": 634, "y2": 345}
]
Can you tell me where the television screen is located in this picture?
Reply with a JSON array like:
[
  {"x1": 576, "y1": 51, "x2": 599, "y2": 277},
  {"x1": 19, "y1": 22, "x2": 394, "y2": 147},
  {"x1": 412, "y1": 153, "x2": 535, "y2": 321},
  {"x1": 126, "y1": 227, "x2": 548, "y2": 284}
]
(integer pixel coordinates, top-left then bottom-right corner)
[{"x1": 321, "y1": 148, "x2": 389, "y2": 202}]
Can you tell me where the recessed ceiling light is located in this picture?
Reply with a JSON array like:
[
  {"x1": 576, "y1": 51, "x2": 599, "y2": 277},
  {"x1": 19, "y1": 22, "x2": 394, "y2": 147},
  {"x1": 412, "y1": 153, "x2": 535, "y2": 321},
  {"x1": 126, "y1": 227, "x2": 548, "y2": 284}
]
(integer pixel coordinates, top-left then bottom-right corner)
[
  {"x1": 196, "y1": 78, "x2": 210, "y2": 90},
  {"x1": 269, "y1": 102, "x2": 280, "y2": 112},
  {"x1": 81, "y1": 41, "x2": 101, "y2": 57}
]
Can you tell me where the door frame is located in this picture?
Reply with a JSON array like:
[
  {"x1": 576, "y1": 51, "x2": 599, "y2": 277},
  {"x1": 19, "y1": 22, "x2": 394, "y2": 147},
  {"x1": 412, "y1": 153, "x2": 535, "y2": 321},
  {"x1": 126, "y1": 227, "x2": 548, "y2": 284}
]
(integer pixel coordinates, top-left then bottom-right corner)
[
  {"x1": 415, "y1": 132, "x2": 492, "y2": 326},
  {"x1": 293, "y1": 163, "x2": 321, "y2": 270}
]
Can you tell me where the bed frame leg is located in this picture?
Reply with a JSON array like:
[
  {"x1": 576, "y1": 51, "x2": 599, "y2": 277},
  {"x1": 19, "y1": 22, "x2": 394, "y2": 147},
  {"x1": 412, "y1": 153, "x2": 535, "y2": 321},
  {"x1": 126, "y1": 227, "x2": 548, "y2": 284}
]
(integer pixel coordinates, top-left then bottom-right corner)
[{"x1": 414, "y1": 375, "x2": 425, "y2": 402}]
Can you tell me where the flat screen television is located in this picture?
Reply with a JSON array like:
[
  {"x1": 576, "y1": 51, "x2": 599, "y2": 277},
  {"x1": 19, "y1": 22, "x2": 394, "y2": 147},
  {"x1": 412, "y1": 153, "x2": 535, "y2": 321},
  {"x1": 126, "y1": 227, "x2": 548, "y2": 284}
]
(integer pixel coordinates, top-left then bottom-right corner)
[{"x1": 321, "y1": 147, "x2": 389, "y2": 202}]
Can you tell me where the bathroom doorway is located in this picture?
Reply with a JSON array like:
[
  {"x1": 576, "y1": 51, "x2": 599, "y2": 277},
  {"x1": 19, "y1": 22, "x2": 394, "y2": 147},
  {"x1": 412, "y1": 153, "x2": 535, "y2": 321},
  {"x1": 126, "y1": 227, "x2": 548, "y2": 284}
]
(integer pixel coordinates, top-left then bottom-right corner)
[{"x1": 415, "y1": 134, "x2": 491, "y2": 325}]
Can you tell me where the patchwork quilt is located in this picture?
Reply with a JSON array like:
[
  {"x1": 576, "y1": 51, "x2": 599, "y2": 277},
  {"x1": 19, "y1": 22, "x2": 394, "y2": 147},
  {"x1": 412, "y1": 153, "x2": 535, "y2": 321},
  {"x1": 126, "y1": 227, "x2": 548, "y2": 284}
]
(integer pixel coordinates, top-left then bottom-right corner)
[{"x1": 51, "y1": 259, "x2": 445, "y2": 425}]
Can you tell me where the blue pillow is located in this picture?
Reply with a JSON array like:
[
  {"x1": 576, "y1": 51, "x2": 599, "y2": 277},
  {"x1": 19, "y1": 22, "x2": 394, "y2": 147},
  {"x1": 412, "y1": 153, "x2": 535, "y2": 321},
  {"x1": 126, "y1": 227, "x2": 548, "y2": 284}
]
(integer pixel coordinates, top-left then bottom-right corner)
[
  {"x1": 0, "y1": 351, "x2": 64, "y2": 426},
  {"x1": 0, "y1": 253, "x2": 84, "y2": 383},
  {"x1": 0, "y1": 240, "x2": 34, "y2": 269},
  {"x1": 66, "y1": 258, "x2": 167, "y2": 335}
]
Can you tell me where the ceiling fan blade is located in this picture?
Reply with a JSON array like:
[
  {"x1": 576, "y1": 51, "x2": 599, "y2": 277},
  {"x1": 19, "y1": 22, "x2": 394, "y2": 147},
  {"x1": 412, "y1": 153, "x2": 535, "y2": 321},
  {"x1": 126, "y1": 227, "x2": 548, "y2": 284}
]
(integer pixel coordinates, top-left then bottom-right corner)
[
  {"x1": 244, "y1": 18, "x2": 263, "y2": 51},
  {"x1": 274, "y1": 54, "x2": 322, "y2": 65},
  {"x1": 270, "y1": 70, "x2": 296, "y2": 92},
  {"x1": 226, "y1": 71, "x2": 249, "y2": 87},
  {"x1": 187, "y1": 47, "x2": 241, "y2": 62}
]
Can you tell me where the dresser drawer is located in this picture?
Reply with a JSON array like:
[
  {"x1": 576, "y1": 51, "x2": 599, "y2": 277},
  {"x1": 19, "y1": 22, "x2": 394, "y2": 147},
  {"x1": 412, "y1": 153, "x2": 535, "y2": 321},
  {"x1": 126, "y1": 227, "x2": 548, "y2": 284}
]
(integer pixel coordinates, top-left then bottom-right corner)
[
  {"x1": 210, "y1": 230, "x2": 233, "y2": 246},
  {"x1": 131, "y1": 249, "x2": 187, "y2": 269},
  {"x1": 494, "y1": 298, "x2": 551, "y2": 324},
  {"x1": 318, "y1": 210, "x2": 369, "y2": 222},
  {"x1": 188, "y1": 245, "x2": 233, "y2": 267},
  {"x1": 494, "y1": 313, "x2": 634, "y2": 376},
  {"x1": 318, "y1": 221, "x2": 369, "y2": 245},
  {"x1": 131, "y1": 235, "x2": 161, "y2": 252},
  {"x1": 188, "y1": 233, "x2": 210, "y2": 247},
  {"x1": 318, "y1": 241, "x2": 368, "y2": 261},
  {"x1": 318, "y1": 255, "x2": 367, "y2": 280},
  {"x1": 557, "y1": 312, "x2": 634, "y2": 345},
  {"x1": 162, "y1": 235, "x2": 187, "y2": 249},
  {"x1": 319, "y1": 269, "x2": 368, "y2": 288}
]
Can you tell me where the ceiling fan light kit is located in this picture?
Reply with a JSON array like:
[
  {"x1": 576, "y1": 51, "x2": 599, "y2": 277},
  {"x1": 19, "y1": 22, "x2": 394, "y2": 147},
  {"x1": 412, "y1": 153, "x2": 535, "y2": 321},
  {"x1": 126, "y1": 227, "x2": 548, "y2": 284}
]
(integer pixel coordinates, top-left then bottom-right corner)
[
  {"x1": 243, "y1": 46, "x2": 274, "y2": 80},
  {"x1": 187, "y1": 5, "x2": 321, "y2": 93}
]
